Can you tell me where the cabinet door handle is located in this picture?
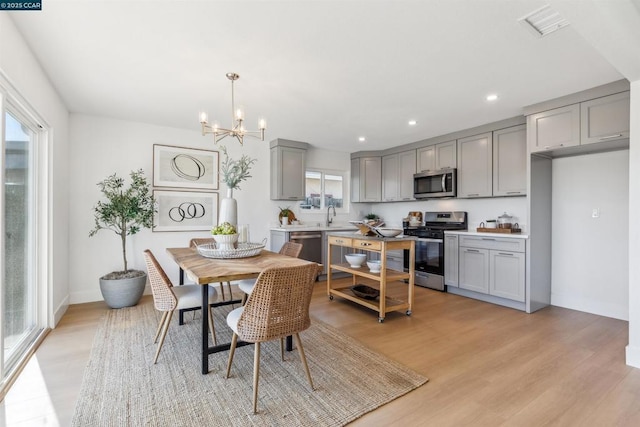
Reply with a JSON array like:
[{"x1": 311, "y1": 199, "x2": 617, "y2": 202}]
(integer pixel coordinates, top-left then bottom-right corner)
[
  {"x1": 544, "y1": 143, "x2": 565, "y2": 150},
  {"x1": 481, "y1": 238, "x2": 496, "y2": 241},
  {"x1": 599, "y1": 134, "x2": 623, "y2": 140},
  {"x1": 360, "y1": 243, "x2": 372, "y2": 247},
  {"x1": 506, "y1": 191, "x2": 521, "y2": 195},
  {"x1": 465, "y1": 249, "x2": 480, "y2": 253},
  {"x1": 467, "y1": 193, "x2": 479, "y2": 197},
  {"x1": 498, "y1": 252, "x2": 514, "y2": 256}
]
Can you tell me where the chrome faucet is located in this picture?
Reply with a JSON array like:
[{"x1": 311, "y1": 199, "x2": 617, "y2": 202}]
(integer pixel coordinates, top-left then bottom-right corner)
[{"x1": 326, "y1": 205, "x2": 336, "y2": 227}]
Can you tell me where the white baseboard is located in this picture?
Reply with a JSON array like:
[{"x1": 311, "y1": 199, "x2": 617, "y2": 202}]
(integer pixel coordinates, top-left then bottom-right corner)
[
  {"x1": 52, "y1": 295, "x2": 69, "y2": 327},
  {"x1": 551, "y1": 292, "x2": 628, "y2": 321},
  {"x1": 626, "y1": 345, "x2": 640, "y2": 368}
]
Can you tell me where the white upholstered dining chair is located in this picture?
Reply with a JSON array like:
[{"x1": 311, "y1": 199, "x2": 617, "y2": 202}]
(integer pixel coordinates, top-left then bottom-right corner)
[
  {"x1": 237, "y1": 241, "x2": 303, "y2": 305},
  {"x1": 225, "y1": 262, "x2": 319, "y2": 414},
  {"x1": 143, "y1": 249, "x2": 219, "y2": 364}
]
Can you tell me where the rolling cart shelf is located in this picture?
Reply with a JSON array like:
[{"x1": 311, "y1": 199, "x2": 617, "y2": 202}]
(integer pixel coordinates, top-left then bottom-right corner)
[{"x1": 326, "y1": 234, "x2": 415, "y2": 322}]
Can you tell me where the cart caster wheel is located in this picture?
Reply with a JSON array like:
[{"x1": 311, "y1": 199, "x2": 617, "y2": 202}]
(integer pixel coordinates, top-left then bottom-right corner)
[
  {"x1": 378, "y1": 317, "x2": 384, "y2": 323},
  {"x1": 406, "y1": 310, "x2": 412, "y2": 316},
  {"x1": 329, "y1": 295, "x2": 334, "y2": 300}
]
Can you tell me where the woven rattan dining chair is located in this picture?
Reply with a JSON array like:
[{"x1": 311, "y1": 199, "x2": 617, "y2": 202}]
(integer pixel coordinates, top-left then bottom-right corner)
[
  {"x1": 225, "y1": 262, "x2": 319, "y2": 414},
  {"x1": 143, "y1": 249, "x2": 218, "y2": 364},
  {"x1": 237, "y1": 241, "x2": 303, "y2": 305},
  {"x1": 189, "y1": 238, "x2": 235, "y2": 302}
]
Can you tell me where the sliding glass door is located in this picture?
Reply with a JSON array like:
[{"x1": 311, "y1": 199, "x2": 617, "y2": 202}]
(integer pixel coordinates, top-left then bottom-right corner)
[{"x1": 1, "y1": 103, "x2": 45, "y2": 382}]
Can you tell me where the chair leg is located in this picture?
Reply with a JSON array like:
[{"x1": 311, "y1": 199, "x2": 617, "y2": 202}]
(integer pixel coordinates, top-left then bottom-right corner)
[
  {"x1": 280, "y1": 337, "x2": 285, "y2": 361},
  {"x1": 253, "y1": 342, "x2": 261, "y2": 414},
  {"x1": 207, "y1": 304, "x2": 217, "y2": 345},
  {"x1": 154, "y1": 311, "x2": 173, "y2": 364},
  {"x1": 241, "y1": 293, "x2": 248, "y2": 306},
  {"x1": 226, "y1": 282, "x2": 234, "y2": 307},
  {"x1": 218, "y1": 282, "x2": 226, "y2": 300},
  {"x1": 225, "y1": 333, "x2": 239, "y2": 379},
  {"x1": 154, "y1": 311, "x2": 168, "y2": 343},
  {"x1": 294, "y1": 333, "x2": 314, "y2": 390}
]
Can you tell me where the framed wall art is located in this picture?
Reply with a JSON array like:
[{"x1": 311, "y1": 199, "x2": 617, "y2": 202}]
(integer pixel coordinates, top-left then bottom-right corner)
[
  {"x1": 153, "y1": 144, "x2": 219, "y2": 190},
  {"x1": 153, "y1": 190, "x2": 218, "y2": 232}
]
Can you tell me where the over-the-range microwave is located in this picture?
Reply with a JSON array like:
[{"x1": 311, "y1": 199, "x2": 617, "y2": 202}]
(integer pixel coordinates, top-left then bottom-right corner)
[{"x1": 413, "y1": 168, "x2": 456, "y2": 199}]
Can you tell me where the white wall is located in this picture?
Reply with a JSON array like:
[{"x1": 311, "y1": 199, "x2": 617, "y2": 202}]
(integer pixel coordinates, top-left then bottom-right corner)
[
  {"x1": 364, "y1": 197, "x2": 527, "y2": 231},
  {"x1": 551, "y1": 150, "x2": 629, "y2": 320},
  {"x1": 68, "y1": 114, "x2": 355, "y2": 303},
  {"x1": 0, "y1": 15, "x2": 70, "y2": 326},
  {"x1": 627, "y1": 80, "x2": 640, "y2": 367}
]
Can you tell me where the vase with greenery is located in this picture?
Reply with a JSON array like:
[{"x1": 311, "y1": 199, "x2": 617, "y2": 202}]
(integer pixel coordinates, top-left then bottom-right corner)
[
  {"x1": 219, "y1": 146, "x2": 257, "y2": 227},
  {"x1": 89, "y1": 169, "x2": 155, "y2": 308}
]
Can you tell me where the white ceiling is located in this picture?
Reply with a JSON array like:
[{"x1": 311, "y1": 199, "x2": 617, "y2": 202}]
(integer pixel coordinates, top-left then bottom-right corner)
[{"x1": 8, "y1": 0, "x2": 635, "y2": 153}]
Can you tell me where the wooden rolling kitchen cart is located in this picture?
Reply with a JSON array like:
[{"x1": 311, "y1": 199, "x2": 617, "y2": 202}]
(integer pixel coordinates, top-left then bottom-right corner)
[{"x1": 326, "y1": 233, "x2": 415, "y2": 322}]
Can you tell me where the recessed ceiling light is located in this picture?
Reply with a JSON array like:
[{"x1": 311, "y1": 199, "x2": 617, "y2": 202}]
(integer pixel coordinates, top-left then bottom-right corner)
[
  {"x1": 408, "y1": 120, "x2": 417, "y2": 126},
  {"x1": 358, "y1": 137, "x2": 366, "y2": 142},
  {"x1": 486, "y1": 94, "x2": 499, "y2": 101}
]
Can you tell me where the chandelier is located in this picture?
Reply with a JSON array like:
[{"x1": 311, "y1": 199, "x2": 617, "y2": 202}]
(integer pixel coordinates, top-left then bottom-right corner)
[{"x1": 199, "y1": 73, "x2": 266, "y2": 145}]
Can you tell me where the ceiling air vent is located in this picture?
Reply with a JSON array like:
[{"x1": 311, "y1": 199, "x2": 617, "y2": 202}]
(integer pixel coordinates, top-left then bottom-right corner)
[{"x1": 519, "y1": 5, "x2": 569, "y2": 37}]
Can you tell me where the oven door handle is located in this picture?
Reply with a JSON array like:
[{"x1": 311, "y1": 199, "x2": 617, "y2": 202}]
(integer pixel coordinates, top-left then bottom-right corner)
[{"x1": 416, "y1": 238, "x2": 443, "y2": 243}]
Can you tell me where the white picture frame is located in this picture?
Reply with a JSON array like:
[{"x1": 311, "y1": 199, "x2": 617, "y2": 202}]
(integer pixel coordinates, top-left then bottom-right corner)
[
  {"x1": 153, "y1": 190, "x2": 218, "y2": 232},
  {"x1": 153, "y1": 144, "x2": 219, "y2": 190}
]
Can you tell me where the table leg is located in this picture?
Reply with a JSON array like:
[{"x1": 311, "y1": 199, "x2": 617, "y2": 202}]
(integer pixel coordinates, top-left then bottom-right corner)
[
  {"x1": 201, "y1": 285, "x2": 209, "y2": 374},
  {"x1": 179, "y1": 268, "x2": 184, "y2": 285},
  {"x1": 286, "y1": 335, "x2": 293, "y2": 351}
]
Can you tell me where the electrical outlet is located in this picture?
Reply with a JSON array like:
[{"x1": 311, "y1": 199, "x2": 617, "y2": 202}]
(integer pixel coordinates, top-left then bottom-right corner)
[{"x1": 592, "y1": 208, "x2": 600, "y2": 218}]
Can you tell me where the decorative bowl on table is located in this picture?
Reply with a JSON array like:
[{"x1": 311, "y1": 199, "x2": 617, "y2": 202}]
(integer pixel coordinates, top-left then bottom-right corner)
[
  {"x1": 344, "y1": 253, "x2": 366, "y2": 268},
  {"x1": 367, "y1": 260, "x2": 381, "y2": 273},
  {"x1": 211, "y1": 233, "x2": 239, "y2": 251},
  {"x1": 350, "y1": 284, "x2": 380, "y2": 300},
  {"x1": 374, "y1": 227, "x2": 403, "y2": 238}
]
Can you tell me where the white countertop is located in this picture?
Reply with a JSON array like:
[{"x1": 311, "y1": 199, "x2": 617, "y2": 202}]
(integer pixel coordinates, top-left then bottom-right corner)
[
  {"x1": 270, "y1": 225, "x2": 358, "y2": 232},
  {"x1": 445, "y1": 230, "x2": 529, "y2": 239}
]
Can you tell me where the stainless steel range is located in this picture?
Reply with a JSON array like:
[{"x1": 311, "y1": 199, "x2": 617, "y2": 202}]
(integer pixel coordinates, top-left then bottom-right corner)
[{"x1": 403, "y1": 211, "x2": 467, "y2": 291}]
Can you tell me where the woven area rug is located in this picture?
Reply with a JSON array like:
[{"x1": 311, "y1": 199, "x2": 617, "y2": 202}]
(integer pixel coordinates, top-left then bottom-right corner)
[{"x1": 71, "y1": 300, "x2": 428, "y2": 426}]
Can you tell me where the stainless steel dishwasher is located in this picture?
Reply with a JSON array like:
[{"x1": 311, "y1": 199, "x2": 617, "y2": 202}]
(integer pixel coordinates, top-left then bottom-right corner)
[{"x1": 289, "y1": 231, "x2": 323, "y2": 265}]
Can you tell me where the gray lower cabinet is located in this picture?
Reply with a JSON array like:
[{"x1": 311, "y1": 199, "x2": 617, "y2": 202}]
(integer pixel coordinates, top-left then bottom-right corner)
[
  {"x1": 444, "y1": 234, "x2": 459, "y2": 287},
  {"x1": 457, "y1": 132, "x2": 493, "y2": 198},
  {"x1": 270, "y1": 230, "x2": 287, "y2": 252},
  {"x1": 457, "y1": 235, "x2": 526, "y2": 303},
  {"x1": 459, "y1": 247, "x2": 490, "y2": 293},
  {"x1": 489, "y1": 250, "x2": 525, "y2": 302}
]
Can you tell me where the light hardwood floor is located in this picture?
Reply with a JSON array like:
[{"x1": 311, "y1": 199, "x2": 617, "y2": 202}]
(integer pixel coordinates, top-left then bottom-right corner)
[{"x1": 2, "y1": 278, "x2": 639, "y2": 426}]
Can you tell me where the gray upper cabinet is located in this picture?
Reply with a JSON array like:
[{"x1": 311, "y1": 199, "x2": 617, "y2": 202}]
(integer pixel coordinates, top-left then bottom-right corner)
[
  {"x1": 270, "y1": 139, "x2": 308, "y2": 200},
  {"x1": 493, "y1": 125, "x2": 526, "y2": 197},
  {"x1": 417, "y1": 140, "x2": 456, "y2": 172},
  {"x1": 580, "y1": 92, "x2": 630, "y2": 145},
  {"x1": 527, "y1": 104, "x2": 580, "y2": 153},
  {"x1": 351, "y1": 156, "x2": 381, "y2": 202},
  {"x1": 381, "y1": 154, "x2": 399, "y2": 202},
  {"x1": 457, "y1": 132, "x2": 492, "y2": 198},
  {"x1": 382, "y1": 150, "x2": 416, "y2": 202}
]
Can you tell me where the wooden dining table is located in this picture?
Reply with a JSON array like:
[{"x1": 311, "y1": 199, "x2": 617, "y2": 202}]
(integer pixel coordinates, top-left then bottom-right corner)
[{"x1": 166, "y1": 247, "x2": 318, "y2": 374}]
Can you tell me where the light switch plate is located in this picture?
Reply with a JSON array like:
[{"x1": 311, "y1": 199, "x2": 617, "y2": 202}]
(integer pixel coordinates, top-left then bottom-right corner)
[{"x1": 592, "y1": 208, "x2": 600, "y2": 218}]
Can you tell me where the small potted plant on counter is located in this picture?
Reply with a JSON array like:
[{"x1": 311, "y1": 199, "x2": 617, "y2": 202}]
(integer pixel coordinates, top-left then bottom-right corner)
[
  {"x1": 364, "y1": 213, "x2": 381, "y2": 225},
  {"x1": 279, "y1": 206, "x2": 296, "y2": 226},
  {"x1": 89, "y1": 169, "x2": 155, "y2": 309}
]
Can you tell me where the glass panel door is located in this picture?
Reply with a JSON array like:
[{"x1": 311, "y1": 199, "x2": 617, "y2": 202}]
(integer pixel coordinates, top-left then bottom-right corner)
[{"x1": 3, "y1": 110, "x2": 39, "y2": 374}]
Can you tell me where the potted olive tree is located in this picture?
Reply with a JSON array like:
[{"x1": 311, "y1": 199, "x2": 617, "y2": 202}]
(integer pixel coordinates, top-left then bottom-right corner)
[{"x1": 89, "y1": 169, "x2": 155, "y2": 308}]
